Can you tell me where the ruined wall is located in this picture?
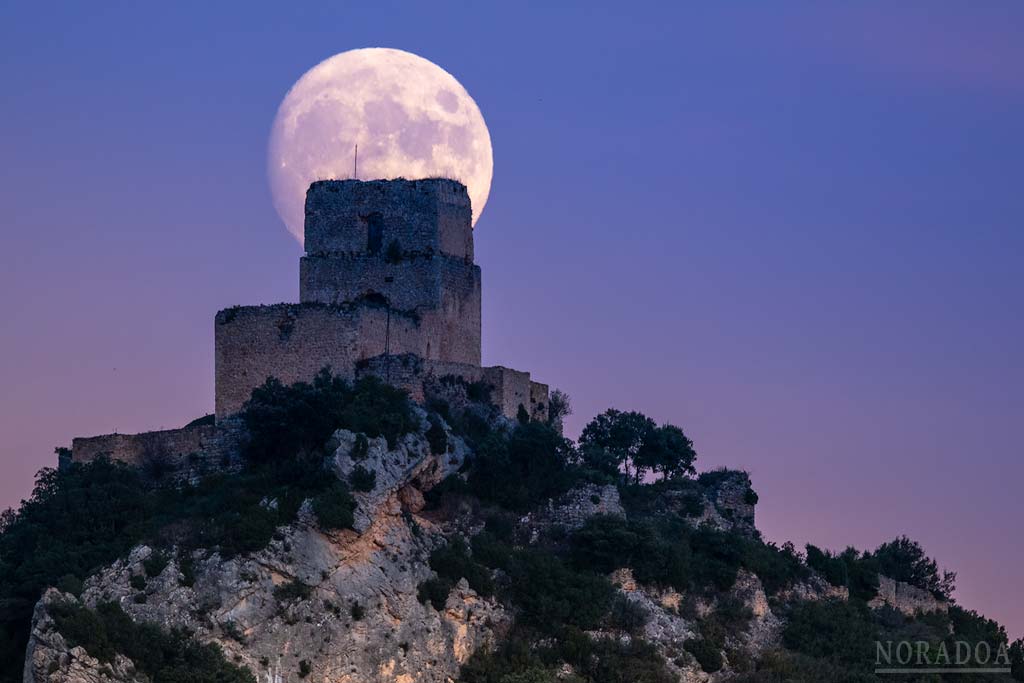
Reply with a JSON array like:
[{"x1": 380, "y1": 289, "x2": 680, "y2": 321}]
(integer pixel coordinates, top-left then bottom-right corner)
[
  {"x1": 868, "y1": 575, "x2": 947, "y2": 615},
  {"x1": 71, "y1": 425, "x2": 216, "y2": 466},
  {"x1": 299, "y1": 253, "x2": 481, "y2": 365},
  {"x1": 355, "y1": 353, "x2": 550, "y2": 422},
  {"x1": 304, "y1": 179, "x2": 473, "y2": 261},
  {"x1": 71, "y1": 419, "x2": 246, "y2": 475},
  {"x1": 214, "y1": 303, "x2": 424, "y2": 419}
]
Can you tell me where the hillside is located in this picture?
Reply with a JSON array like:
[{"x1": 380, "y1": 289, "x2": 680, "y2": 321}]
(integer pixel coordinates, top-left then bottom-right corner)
[{"x1": 2, "y1": 371, "x2": 1021, "y2": 683}]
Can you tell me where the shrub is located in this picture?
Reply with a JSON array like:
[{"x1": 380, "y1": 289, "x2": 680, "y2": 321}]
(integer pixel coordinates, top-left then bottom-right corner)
[
  {"x1": 805, "y1": 544, "x2": 880, "y2": 602},
  {"x1": 470, "y1": 531, "x2": 514, "y2": 571},
  {"x1": 242, "y1": 368, "x2": 351, "y2": 464},
  {"x1": 340, "y1": 377, "x2": 418, "y2": 449},
  {"x1": 429, "y1": 537, "x2": 493, "y2": 597},
  {"x1": 298, "y1": 659, "x2": 311, "y2": 678},
  {"x1": 608, "y1": 594, "x2": 649, "y2": 635},
  {"x1": 351, "y1": 433, "x2": 369, "y2": 460},
  {"x1": 350, "y1": 601, "x2": 365, "y2": 621},
  {"x1": 49, "y1": 601, "x2": 253, "y2": 682},
  {"x1": 143, "y1": 551, "x2": 169, "y2": 578},
  {"x1": 873, "y1": 536, "x2": 955, "y2": 600},
  {"x1": 468, "y1": 421, "x2": 579, "y2": 512},
  {"x1": 510, "y1": 550, "x2": 614, "y2": 632},
  {"x1": 55, "y1": 575, "x2": 83, "y2": 598},
  {"x1": 312, "y1": 482, "x2": 356, "y2": 531},
  {"x1": 737, "y1": 539, "x2": 807, "y2": 595},
  {"x1": 273, "y1": 580, "x2": 312, "y2": 604},
  {"x1": 426, "y1": 414, "x2": 448, "y2": 455},
  {"x1": 348, "y1": 465, "x2": 377, "y2": 492},
  {"x1": 684, "y1": 638, "x2": 723, "y2": 673},
  {"x1": 0, "y1": 459, "x2": 154, "y2": 679},
  {"x1": 781, "y1": 599, "x2": 877, "y2": 670},
  {"x1": 129, "y1": 574, "x2": 147, "y2": 591},
  {"x1": 417, "y1": 577, "x2": 451, "y2": 610},
  {"x1": 242, "y1": 370, "x2": 417, "y2": 465},
  {"x1": 178, "y1": 553, "x2": 196, "y2": 587}
]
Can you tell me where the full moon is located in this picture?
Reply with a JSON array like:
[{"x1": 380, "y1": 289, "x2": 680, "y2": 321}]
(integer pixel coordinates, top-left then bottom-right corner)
[{"x1": 268, "y1": 48, "x2": 494, "y2": 243}]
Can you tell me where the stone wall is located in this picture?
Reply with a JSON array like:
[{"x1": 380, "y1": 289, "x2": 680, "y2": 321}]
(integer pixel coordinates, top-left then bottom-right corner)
[
  {"x1": 355, "y1": 353, "x2": 550, "y2": 422},
  {"x1": 868, "y1": 575, "x2": 947, "y2": 615},
  {"x1": 304, "y1": 179, "x2": 473, "y2": 261},
  {"x1": 519, "y1": 484, "x2": 624, "y2": 541},
  {"x1": 69, "y1": 419, "x2": 247, "y2": 477},
  {"x1": 71, "y1": 424, "x2": 217, "y2": 467},
  {"x1": 299, "y1": 253, "x2": 481, "y2": 365},
  {"x1": 214, "y1": 303, "x2": 424, "y2": 419}
]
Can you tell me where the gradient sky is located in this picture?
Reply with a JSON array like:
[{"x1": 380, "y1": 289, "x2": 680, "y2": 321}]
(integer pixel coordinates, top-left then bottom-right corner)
[{"x1": 1, "y1": 1, "x2": 1021, "y2": 636}]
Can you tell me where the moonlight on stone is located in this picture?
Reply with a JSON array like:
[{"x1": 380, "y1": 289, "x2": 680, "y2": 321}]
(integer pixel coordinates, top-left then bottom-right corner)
[{"x1": 268, "y1": 48, "x2": 494, "y2": 243}]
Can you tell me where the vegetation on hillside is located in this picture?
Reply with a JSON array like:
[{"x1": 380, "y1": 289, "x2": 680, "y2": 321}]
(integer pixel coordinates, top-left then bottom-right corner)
[
  {"x1": 0, "y1": 368, "x2": 1020, "y2": 682},
  {"x1": 0, "y1": 368, "x2": 409, "y2": 683}
]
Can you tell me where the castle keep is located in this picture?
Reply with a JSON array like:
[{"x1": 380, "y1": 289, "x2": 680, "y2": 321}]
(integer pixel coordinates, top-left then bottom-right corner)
[{"x1": 72, "y1": 179, "x2": 548, "y2": 466}]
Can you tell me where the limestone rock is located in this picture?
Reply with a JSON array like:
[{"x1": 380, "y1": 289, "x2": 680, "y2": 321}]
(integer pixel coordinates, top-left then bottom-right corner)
[
  {"x1": 26, "y1": 422, "x2": 507, "y2": 683},
  {"x1": 24, "y1": 589, "x2": 139, "y2": 683}
]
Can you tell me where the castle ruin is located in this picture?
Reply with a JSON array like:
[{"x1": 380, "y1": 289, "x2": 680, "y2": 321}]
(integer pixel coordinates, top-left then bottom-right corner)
[{"x1": 71, "y1": 178, "x2": 548, "y2": 467}]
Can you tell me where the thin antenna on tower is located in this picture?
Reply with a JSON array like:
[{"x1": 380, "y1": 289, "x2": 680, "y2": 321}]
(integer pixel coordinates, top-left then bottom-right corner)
[{"x1": 354, "y1": 144, "x2": 358, "y2": 179}]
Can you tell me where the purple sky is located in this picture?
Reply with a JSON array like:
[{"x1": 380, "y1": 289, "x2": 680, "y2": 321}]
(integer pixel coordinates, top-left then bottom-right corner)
[{"x1": 1, "y1": 2, "x2": 1021, "y2": 636}]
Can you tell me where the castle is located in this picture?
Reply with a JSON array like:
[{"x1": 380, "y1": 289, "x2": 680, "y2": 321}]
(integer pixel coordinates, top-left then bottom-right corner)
[{"x1": 70, "y1": 178, "x2": 549, "y2": 466}]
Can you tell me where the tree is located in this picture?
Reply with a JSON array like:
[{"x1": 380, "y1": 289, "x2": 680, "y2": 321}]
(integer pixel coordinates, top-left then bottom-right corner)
[
  {"x1": 635, "y1": 424, "x2": 697, "y2": 480},
  {"x1": 578, "y1": 410, "x2": 655, "y2": 482},
  {"x1": 547, "y1": 389, "x2": 572, "y2": 428},
  {"x1": 872, "y1": 536, "x2": 956, "y2": 601}
]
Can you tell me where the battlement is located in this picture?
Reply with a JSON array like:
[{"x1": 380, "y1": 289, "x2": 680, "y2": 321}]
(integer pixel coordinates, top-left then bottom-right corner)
[{"x1": 304, "y1": 178, "x2": 473, "y2": 261}]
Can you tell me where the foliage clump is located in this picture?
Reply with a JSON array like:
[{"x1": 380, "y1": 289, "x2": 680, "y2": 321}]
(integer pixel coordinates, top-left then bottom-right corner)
[{"x1": 49, "y1": 601, "x2": 254, "y2": 682}]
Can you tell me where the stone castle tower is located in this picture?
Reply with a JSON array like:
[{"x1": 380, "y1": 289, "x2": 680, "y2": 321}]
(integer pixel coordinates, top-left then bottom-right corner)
[{"x1": 70, "y1": 178, "x2": 548, "y2": 467}]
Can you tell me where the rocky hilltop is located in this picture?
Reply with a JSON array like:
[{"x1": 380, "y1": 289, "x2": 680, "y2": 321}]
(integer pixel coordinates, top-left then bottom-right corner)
[{"x1": 4, "y1": 373, "x2": 1021, "y2": 683}]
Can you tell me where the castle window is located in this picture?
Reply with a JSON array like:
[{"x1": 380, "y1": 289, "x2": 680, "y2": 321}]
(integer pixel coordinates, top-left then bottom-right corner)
[
  {"x1": 384, "y1": 276, "x2": 394, "y2": 283},
  {"x1": 362, "y1": 212, "x2": 384, "y2": 254}
]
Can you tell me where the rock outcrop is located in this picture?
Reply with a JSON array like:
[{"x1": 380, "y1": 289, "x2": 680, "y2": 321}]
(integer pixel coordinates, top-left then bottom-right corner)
[{"x1": 25, "y1": 418, "x2": 508, "y2": 683}]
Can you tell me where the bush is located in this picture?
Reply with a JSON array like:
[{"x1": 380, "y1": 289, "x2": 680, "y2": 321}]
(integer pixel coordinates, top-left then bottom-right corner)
[
  {"x1": 351, "y1": 433, "x2": 369, "y2": 461},
  {"x1": 510, "y1": 550, "x2": 614, "y2": 632},
  {"x1": 241, "y1": 368, "x2": 351, "y2": 464},
  {"x1": 348, "y1": 465, "x2": 377, "y2": 492},
  {"x1": 608, "y1": 594, "x2": 649, "y2": 635},
  {"x1": 429, "y1": 537, "x2": 493, "y2": 597},
  {"x1": 242, "y1": 369, "x2": 417, "y2": 465},
  {"x1": 273, "y1": 580, "x2": 312, "y2": 604},
  {"x1": 49, "y1": 601, "x2": 253, "y2": 682},
  {"x1": 426, "y1": 414, "x2": 448, "y2": 455},
  {"x1": 55, "y1": 575, "x2": 83, "y2": 598},
  {"x1": 0, "y1": 460, "x2": 153, "y2": 680},
  {"x1": 873, "y1": 536, "x2": 955, "y2": 600},
  {"x1": 685, "y1": 638, "x2": 724, "y2": 673},
  {"x1": 781, "y1": 599, "x2": 877, "y2": 671},
  {"x1": 312, "y1": 482, "x2": 356, "y2": 531},
  {"x1": 143, "y1": 551, "x2": 169, "y2": 578},
  {"x1": 298, "y1": 659, "x2": 311, "y2": 678},
  {"x1": 340, "y1": 376, "x2": 418, "y2": 449},
  {"x1": 417, "y1": 577, "x2": 452, "y2": 610},
  {"x1": 350, "y1": 601, "x2": 365, "y2": 621},
  {"x1": 468, "y1": 421, "x2": 580, "y2": 512}
]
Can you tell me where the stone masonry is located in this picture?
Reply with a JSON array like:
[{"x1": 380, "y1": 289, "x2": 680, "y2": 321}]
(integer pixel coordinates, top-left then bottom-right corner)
[{"x1": 71, "y1": 178, "x2": 548, "y2": 466}]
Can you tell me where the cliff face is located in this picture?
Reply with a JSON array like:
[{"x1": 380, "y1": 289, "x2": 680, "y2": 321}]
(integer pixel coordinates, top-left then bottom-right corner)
[
  {"x1": 25, "y1": 426, "x2": 508, "y2": 683},
  {"x1": 23, "y1": 417, "x2": 960, "y2": 683}
]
